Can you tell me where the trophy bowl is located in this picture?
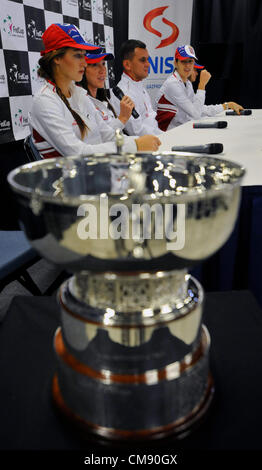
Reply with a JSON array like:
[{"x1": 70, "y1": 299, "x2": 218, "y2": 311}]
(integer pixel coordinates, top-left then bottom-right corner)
[
  {"x1": 8, "y1": 152, "x2": 245, "y2": 273},
  {"x1": 8, "y1": 152, "x2": 245, "y2": 440}
]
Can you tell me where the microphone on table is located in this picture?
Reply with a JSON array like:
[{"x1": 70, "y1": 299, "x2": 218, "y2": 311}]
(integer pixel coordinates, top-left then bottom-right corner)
[
  {"x1": 193, "y1": 121, "x2": 228, "y2": 129},
  {"x1": 112, "y1": 86, "x2": 140, "y2": 119},
  {"x1": 226, "y1": 109, "x2": 252, "y2": 116},
  {"x1": 171, "y1": 143, "x2": 223, "y2": 154}
]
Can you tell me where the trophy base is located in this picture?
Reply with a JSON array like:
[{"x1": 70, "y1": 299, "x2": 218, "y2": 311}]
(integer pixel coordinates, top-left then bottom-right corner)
[
  {"x1": 52, "y1": 372, "x2": 214, "y2": 442},
  {"x1": 52, "y1": 323, "x2": 213, "y2": 442}
]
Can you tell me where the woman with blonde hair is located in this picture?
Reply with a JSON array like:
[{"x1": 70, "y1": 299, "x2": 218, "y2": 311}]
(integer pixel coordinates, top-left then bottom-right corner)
[{"x1": 29, "y1": 23, "x2": 161, "y2": 159}]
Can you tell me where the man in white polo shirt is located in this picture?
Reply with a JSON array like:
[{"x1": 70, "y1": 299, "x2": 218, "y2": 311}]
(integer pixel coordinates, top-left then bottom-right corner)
[{"x1": 111, "y1": 39, "x2": 163, "y2": 136}]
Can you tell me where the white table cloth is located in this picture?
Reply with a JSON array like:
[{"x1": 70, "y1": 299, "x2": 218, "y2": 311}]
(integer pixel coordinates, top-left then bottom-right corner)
[{"x1": 159, "y1": 109, "x2": 262, "y2": 186}]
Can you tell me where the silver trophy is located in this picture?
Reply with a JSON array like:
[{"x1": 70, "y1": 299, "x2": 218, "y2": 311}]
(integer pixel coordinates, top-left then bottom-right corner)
[{"x1": 8, "y1": 150, "x2": 244, "y2": 440}]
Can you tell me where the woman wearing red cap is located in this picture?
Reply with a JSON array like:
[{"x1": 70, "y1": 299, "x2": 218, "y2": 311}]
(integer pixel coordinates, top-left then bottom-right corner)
[
  {"x1": 29, "y1": 24, "x2": 161, "y2": 158},
  {"x1": 79, "y1": 52, "x2": 134, "y2": 133}
]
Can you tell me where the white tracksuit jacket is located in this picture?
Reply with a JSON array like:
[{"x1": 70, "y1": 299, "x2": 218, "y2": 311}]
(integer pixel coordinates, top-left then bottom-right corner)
[
  {"x1": 29, "y1": 80, "x2": 137, "y2": 159},
  {"x1": 155, "y1": 71, "x2": 223, "y2": 131},
  {"x1": 110, "y1": 73, "x2": 162, "y2": 136},
  {"x1": 88, "y1": 95, "x2": 125, "y2": 132}
]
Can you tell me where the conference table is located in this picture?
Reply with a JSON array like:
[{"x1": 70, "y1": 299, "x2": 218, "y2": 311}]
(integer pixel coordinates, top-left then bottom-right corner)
[
  {"x1": 160, "y1": 109, "x2": 262, "y2": 187},
  {"x1": 158, "y1": 109, "x2": 262, "y2": 306}
]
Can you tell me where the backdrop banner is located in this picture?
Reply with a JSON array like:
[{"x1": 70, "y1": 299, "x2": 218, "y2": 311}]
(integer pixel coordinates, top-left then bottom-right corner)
[
  {"x1": 0, "y1": 0, "x2": 114, "y2": 144},
  {"x1": 128, "y1": 0, "x2": 193, "y2": 101}
]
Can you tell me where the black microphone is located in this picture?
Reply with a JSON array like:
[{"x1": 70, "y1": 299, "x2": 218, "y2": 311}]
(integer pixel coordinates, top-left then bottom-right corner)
[
  {"x1": 171, "y1": 143, "x2": 223, "y2": 154},
  {"x1": 226, "y1": 109, "x2": 252, "y2": 116},
  {"x1": 193, "y1": 121, "x2": 228, "y2": 129},
  {"x1": 112, "y1": 86, "x2": 139, "y2": 119}
]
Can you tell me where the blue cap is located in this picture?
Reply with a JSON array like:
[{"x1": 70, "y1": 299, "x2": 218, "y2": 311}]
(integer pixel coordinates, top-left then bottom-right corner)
[
  {"x1": 175, "y1": 45, "x2": 198, "y2": 61},
  {"x1": 194, "y1": 62, "x2": 204, "y2": 69},
  {"x1": 85, "y1": 52, "x2": 114, "y2": 63}
]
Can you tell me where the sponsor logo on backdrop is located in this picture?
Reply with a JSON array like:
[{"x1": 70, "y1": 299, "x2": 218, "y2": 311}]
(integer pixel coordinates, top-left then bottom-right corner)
[
  {"x1": 0, "y1": 98, "x2": 13, "y2": 141},
  {"x1": 0, "y1": 119, "x2": 11, "y2": 132},
  {"x1": 27, "y1": 19, "x2": 44, "y2": 40},
  {"x1": 24, "y1": 6, "x2": 45, "y2": 52},
  {"x1": 5, "y1": 50, "x2": 32, "y2": 96},
  {"x1": 14, "y1": 108, "x2": 29, "y2": 128},
  {"x1": 31, "y1": 63, "x2": 44, "y2": 85},
  {"x1": 79, "y1": 0, "x2": 92, "y2": 20},
  {"x1": 105, "y1": 34, "x2": 113, "y2": 50},
  {"x1": 80, "y1": 0, "x2": 92, "y2": 12},
  {"x1": 82, "y1": 31, "x2": 93, "y2": 44},
  {"x1": 94, "y1": 32, "x2": 105, "y2": 47},
  {"x1": 93, "y1": 1, "x2": 104, "y2": 16},
  {"x1": 9, "y1": 64, "x2": 29, "y2": 84},
  {"x1": 0, "y1": 75, "x2": 6, "y2": 84},
  {"x1": 103, "y1": 1, "x2": 112, "y2": 20},
  {"x1": 31, "y1": 64, "x2": 40, "y2": 80},
  {"x1": 143, "y1": 6, "x2": 179, "y2": 49},
  {"x1": 141, "y1": 6, "x2": 179, "y2": 78},
  {"x1": 93, "y1": 24, "x2": 105, "y2": 48},
  {"x1": 148, "y1": 56, "x2": 174, "y2": 76},
  {"x1": 2, "y1": 14, "x2": 25, "y2": 38}
]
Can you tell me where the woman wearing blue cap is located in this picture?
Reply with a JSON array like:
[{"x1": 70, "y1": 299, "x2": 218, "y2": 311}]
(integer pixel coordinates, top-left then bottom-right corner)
[
  {"x1": 155, "y1": 44, "x2": 243, "y2": 130},
  {"x1": 29, "y1": 24, "x2": 161, "y2": 159},
  {"x1": 154, "y1": 45, "x2": 211, "y2": 131},
  {"x1": 79, "y1": 52, "x2": 134, "y2": 132}
]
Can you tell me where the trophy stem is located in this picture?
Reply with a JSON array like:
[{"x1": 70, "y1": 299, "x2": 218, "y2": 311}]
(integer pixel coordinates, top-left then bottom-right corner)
[{"x1": 52, "y1": 270, "x2": 214, "y2": 440}]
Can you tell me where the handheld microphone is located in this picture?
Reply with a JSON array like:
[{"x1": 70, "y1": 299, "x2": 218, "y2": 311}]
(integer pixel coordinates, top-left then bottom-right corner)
[
  {"x1": 226, "y1": 109, "x2": 252, "y2": 116},
  {"x1": 193, "y1": 121, "x2": 228, "y2": 129},
  {"x1": 112, "y1": 86, "x2": 139, "y2": 119},
  {"x1": 171, "y1": 143, "x2": 223, "y2": 154}
]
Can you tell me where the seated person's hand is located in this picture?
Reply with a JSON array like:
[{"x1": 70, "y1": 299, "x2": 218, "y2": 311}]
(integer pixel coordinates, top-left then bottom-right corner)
[
  {"x1": 226, "y1": 101, "x2": 244, "y2": 115},
  {"x1": 135, "y1": 135, "x2": 161, "y2": 151},
  {"x1": 198, "y1": 69, "x2": 212, "y2": 88},
  {"x1": 119, "y1": 96, "x2": 135, "y2": 124}
]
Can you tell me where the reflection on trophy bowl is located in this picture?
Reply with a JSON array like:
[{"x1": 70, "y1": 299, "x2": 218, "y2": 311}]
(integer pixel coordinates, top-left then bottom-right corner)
[
  {"x1": 8, "y1": 152, "x2": 245, "y2": 440},
  {"x1": 8, "y1": 153, "x2": 245, "y2": 272}
]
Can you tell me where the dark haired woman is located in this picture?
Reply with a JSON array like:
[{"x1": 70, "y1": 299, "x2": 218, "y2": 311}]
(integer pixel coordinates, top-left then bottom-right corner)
[
  {"x1": 155, "y1": 44, "x2": 243, "y2": 131},
  {"x1": 80, "y1": 52, "x2": 135, "y2": 133},
  {"x1": 29, "y1": 23, "x2": 161, "y2": 159}
]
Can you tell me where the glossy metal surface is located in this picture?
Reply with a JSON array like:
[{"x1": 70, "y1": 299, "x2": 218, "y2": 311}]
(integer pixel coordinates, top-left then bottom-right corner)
[
  {"x1": 59, "y1": 273, "x2": 203, "y2": 363},
  {"x1": 54, "y1": 324, "x2": 211, "y2": 435},
  {"x1": 8, "y1": 152, "x2": 245, "y2": 272}
]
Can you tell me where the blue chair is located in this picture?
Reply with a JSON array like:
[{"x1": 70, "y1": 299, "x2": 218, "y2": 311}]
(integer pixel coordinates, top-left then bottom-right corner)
[
  {"x1": 0, "y1": 230, "x2": 41, "y2": 295},
  {"x1": 24, "y1": 135, "x2": 42, "y2": 162}
]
